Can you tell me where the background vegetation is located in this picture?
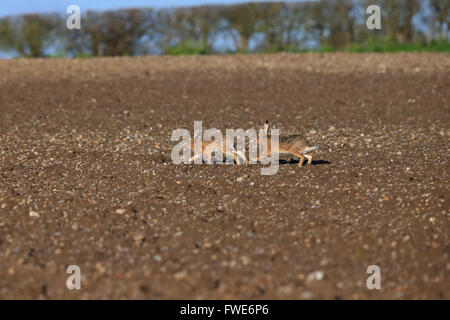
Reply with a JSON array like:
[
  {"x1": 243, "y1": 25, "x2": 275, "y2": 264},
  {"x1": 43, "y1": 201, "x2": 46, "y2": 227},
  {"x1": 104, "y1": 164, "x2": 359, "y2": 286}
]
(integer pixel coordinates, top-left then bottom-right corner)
[{"x1": 0, "y1": 0, "x2": 448, "y2": 57}]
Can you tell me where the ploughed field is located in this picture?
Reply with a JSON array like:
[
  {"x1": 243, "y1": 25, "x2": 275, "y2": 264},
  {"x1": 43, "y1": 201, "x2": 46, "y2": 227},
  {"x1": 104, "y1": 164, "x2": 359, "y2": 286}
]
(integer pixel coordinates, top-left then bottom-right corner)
[{"x1": 0, "y1": 53, "x2": 448, "y2": 299}]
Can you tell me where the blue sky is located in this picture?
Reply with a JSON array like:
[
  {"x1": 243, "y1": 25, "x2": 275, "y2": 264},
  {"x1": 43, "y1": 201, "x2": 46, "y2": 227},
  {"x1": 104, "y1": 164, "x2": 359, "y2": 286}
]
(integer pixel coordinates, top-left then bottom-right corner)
[{"x1": 0, "y1": 0, "x2": 300, "y2": 17}]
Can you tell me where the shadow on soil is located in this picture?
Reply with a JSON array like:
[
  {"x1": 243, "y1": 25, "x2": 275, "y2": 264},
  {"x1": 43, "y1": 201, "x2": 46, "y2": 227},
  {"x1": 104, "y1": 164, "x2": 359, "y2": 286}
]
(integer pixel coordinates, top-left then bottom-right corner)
[{"x1": 279, "y1": 159, "x2": 331, "y2": 166}]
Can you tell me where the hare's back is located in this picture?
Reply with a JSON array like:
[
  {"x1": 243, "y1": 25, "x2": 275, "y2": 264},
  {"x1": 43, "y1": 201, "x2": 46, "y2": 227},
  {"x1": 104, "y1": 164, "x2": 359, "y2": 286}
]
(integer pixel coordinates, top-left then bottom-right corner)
[{"x1": 280, "y1": 134, "x2": 307, "y2": 145}]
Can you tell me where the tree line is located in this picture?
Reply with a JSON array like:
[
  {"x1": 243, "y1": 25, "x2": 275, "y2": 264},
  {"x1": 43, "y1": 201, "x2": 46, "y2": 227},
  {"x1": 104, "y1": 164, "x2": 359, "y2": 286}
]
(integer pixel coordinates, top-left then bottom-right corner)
[{"x1": 0, "y1": 0, "x2": 448, "y2": 57}]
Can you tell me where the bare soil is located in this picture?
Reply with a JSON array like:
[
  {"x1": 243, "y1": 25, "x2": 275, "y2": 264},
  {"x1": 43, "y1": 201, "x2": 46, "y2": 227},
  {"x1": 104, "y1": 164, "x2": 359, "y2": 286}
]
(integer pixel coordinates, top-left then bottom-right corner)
[{"x1": 0, "y1": 53, "x2": 449, "y2": 299}]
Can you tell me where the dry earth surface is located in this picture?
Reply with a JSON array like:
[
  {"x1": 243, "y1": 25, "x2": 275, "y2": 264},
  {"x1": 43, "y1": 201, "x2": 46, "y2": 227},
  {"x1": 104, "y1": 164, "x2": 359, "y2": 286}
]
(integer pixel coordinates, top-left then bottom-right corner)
[{"x1": 0, "y1": 53, "x2": 449, "y2": 299}]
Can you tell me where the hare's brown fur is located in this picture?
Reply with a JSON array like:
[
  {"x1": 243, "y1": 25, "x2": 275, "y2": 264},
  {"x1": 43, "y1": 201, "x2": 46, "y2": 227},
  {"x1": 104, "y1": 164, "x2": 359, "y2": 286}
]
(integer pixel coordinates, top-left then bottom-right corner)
[
  {"x1": 189, "y1": 137, "x2": 241, "y2": 164},
  {"x1": 257, "y1": 122, "x2": 317, "y2": 167}
]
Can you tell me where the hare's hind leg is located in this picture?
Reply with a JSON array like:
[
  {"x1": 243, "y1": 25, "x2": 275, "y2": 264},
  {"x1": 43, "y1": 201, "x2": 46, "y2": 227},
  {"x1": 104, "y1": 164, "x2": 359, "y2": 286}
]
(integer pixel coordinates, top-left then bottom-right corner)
[
  {"x1": 305, "y1": 154, "x2": 313, "y2": 165},
  {"x1": 289, "y1": 149, "x2": 305, "y2": 167}
]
